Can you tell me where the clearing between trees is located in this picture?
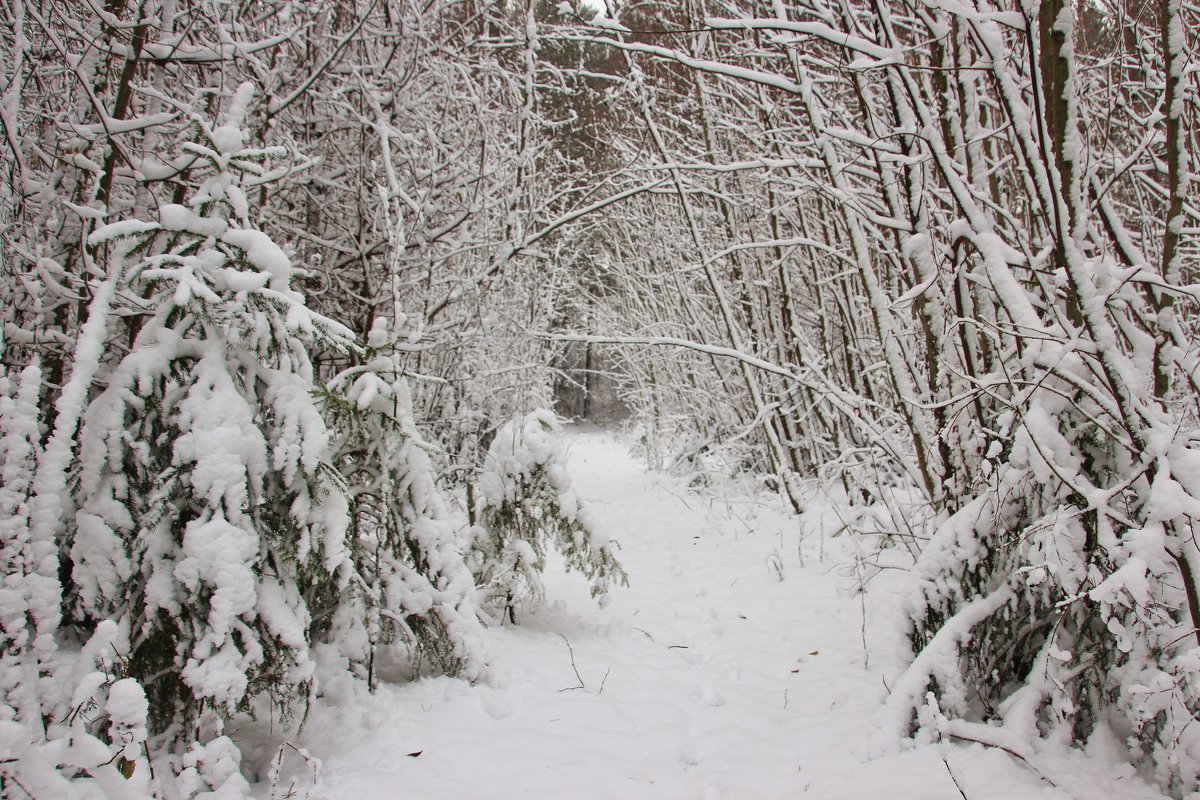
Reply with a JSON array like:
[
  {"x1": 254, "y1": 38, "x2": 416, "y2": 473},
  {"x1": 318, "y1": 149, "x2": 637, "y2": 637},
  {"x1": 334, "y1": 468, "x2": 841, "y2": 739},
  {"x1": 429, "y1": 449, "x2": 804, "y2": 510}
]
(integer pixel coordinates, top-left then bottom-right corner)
[{"x1": 297, "y1": 432, "x2": 1164, "y2": 800}]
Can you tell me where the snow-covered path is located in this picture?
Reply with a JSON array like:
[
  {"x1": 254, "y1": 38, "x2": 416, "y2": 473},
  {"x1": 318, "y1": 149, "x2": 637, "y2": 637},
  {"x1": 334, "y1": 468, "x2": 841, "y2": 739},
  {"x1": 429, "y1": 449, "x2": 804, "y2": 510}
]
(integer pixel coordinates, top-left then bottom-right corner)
[{"x1": 301, "y1": 432, "x2": 1156, "y2": 799}]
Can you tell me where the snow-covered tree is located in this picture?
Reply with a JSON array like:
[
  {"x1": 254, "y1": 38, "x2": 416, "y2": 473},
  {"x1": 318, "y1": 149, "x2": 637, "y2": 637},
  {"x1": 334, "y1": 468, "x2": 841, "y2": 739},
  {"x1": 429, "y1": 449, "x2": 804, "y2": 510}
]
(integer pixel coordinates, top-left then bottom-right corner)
[
  {"x1": 320, "y1": 317, "x2": 487, "y2": 685},
  {"x1": 70, "y1": 84, "x2": 355, "y2": 751},
  {"x1": 471, "y1": 410, "x2": 625, "y2": 622},
  {"x1": 0, "y1": 362, "x2": 42, "y2": 731}
]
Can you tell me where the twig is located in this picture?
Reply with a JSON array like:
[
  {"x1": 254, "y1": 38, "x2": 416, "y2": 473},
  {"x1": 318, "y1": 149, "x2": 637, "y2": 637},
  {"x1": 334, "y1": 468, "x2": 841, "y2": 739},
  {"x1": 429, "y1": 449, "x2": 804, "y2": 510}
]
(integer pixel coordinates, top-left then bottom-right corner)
[
  {"x1": 268, "y1": 741, "x2": 322, "y2": 800},
  {"x1": 942, "y1": 756, "x2": 969, "y2": 800},
  {"x1": 0, "y1": 766, "x2": 37, "y2": 800},
  {"x1": 860, "y1": 569, "x2": 870, "y2": 669},
  {"x1": 767, "y1": 551, "x2": 784, "y2": 581},
  {"x1": 558, "y1": 633, "x2": 586, "y2": 691},
  {"x1": 945, "y1": 733, "x2": 1058, "y2": 788}
]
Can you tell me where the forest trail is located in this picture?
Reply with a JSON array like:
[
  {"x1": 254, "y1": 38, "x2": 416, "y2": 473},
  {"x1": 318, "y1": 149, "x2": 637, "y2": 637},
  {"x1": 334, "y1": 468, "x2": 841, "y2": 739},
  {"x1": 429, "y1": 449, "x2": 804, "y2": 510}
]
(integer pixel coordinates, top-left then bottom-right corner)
[{"x1": 302, "y1": 432, "x2": 1138, "y2": 799}]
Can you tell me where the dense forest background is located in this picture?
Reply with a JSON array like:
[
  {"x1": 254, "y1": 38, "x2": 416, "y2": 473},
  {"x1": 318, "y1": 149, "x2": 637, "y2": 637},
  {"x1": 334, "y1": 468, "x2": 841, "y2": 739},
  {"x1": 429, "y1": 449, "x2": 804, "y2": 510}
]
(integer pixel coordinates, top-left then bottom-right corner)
[{"x1": 1, "y1": 0, "x2": 1199, "y2": 797}]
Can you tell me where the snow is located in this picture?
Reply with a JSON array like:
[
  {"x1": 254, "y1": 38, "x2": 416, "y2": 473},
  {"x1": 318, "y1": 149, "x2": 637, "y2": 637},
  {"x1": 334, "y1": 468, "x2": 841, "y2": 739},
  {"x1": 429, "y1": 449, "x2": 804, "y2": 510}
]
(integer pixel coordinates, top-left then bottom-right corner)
[
  {"x1": 175, "y1": 515, "x2": 261, "y2": 708},
  {"x1": 179, "y1": 737, "x2": 253, "y2": 799},
  {"x1": 221, "y1": 228, "x2": 293, "y2": 291},
  {"x1": 288, "y1": 432, "x2": 1167, "y2": 800},
  {"x1": 172, "y1": 353, "x2": 268, "y2": 517},
  {"x1": 105, "y1": 679, "x2": 149, "y2": 759},
  {"x1": 160, "y1": 204, "x2": 228, "y2": 238},
  {"x1": 225, "y1": 83, "x2": 256, "y2": 135},
  {"x1": 590, "y1": 16, "x2": 630, "y2": 32},
  {"x1": 88, "y1": 218, "x2": 160, "y2": 246}
]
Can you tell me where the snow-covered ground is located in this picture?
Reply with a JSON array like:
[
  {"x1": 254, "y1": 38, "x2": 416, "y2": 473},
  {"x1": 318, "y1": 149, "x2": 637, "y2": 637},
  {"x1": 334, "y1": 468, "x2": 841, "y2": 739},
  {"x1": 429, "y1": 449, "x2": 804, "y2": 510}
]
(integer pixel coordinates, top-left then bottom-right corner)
[{"x1": 283, "y1": 431, "x2": 1167, "y2": 799}]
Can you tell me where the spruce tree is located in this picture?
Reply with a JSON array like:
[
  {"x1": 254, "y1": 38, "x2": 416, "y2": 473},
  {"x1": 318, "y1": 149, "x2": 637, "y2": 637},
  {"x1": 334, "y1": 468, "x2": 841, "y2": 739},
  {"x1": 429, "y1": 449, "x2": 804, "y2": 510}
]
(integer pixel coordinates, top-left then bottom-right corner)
[
  {"x1": 472, "y1": 410, "x2": 625, "y2": 622},
  {"x1": 71, "y1": 84, "x2": 355, "y2": 752},
  {"x1": 320, "y1": 318, "x2": 486, "y2": 685}
]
